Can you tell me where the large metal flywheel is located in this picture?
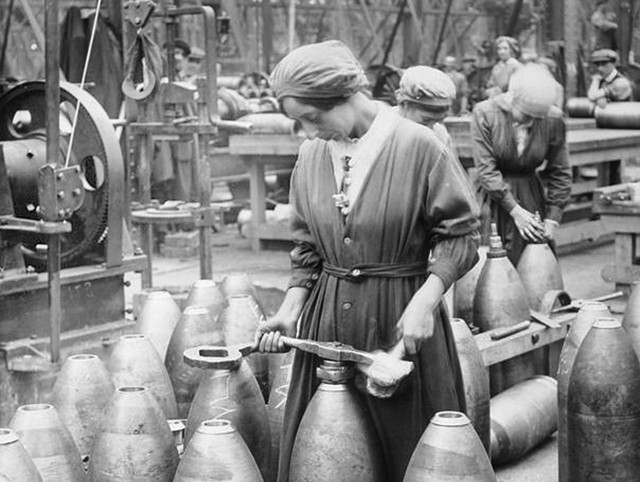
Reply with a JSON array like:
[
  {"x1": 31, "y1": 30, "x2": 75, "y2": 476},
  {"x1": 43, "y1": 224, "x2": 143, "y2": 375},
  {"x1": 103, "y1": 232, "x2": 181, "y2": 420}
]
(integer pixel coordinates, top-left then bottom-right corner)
[{"x1": 0, "y1": 81, "x2": 120, "y2": 269}]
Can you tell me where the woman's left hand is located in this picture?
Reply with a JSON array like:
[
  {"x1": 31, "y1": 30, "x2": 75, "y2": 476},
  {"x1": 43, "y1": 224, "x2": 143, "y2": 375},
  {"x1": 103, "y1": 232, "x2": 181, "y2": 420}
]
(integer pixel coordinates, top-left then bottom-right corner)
[
  {"x1": 395, "y1": 275, "x2": 445, "y2": 355},
  {"x1": 397, "y1": 305, "x2": 436, "y2": 356}
]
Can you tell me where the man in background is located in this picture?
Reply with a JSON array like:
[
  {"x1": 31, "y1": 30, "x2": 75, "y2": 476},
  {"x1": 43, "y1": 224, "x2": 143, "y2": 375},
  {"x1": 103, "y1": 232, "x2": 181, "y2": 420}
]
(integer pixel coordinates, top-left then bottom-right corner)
[{"x1": 587, "y1": 48, "x2": 633, "y2": 107}]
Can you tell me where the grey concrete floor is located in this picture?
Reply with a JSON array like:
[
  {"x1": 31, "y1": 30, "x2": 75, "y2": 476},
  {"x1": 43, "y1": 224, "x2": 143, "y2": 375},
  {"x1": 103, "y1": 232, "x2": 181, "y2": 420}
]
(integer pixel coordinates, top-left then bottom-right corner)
[{"x1": 127, "y1": 226, "x2": 623, "y2": 482}]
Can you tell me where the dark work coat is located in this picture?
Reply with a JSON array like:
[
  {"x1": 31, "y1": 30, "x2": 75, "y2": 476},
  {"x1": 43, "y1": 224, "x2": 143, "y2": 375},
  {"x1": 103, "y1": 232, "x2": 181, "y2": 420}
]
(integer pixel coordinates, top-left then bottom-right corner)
[
  {"x1": 279, "y1": 112, "x2": 480, "y2": 481},
  {"x1": 471, "y1": 93, "x2": 572, "y2": 265}
]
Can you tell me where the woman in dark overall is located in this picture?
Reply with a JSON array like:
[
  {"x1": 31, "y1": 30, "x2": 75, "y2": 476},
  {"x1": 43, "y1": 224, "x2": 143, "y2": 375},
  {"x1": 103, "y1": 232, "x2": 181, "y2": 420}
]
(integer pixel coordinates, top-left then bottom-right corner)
[
  {"x1": 255, "y1": 40, "x2": 480, "y2": 481},
  {"x1": 471, "y1": 64, "x2": 572, "y2": 265}
]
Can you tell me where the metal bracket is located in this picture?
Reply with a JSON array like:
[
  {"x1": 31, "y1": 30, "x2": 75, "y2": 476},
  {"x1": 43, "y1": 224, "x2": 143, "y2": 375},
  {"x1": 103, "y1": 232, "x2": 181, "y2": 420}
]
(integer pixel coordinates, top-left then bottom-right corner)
[
  {"x1": 0, "y1": 215, "x2": 72, "y2": 235},
  {"x1": 37, "y1": 164, "x2": 84, "y2": 222},
  {"x1": 124, "y1": 0, "x2": 157, "y2": 29},
  {"x1": 192, "y1": 207, "x2": 221, "y2": 228}
]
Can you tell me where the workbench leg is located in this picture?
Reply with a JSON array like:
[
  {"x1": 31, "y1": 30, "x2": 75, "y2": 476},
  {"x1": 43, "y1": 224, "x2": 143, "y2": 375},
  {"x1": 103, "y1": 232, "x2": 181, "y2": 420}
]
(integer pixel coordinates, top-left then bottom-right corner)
[
  {"x1": 248, "y1": 160, "x2": 267, "y2": 252},
  {"x1": 615, "y1": 233, "x2": 636, "y2": 287},
  {"x1": 141, "y1": 223, "x2": 153, "y2": 288}
]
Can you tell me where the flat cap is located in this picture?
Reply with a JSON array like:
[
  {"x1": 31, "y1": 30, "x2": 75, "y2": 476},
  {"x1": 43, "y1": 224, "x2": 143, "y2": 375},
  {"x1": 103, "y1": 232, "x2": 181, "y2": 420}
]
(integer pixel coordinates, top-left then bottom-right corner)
[
  {"x1": 189, "y1": 47, "x2": 205, "y2": 60},
  {"x1": 591, "y1": 49, "x2": 618, "y2": 63},
  {"x1": 163, "y1": 38, "x2": 191, "y2": 57}
]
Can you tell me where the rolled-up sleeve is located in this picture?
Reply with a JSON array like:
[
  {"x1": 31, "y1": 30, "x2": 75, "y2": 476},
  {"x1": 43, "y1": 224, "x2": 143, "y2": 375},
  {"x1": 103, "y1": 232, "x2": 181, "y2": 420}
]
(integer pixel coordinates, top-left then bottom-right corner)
[
  {"x1": 471, "y1": 105, "x2": 519, "y2": 214},
  {"x1": 424, "y1": 149, "x2": 481, "y2": 290},
  {"x1": 288, "y1": 162, "x2": 323, "y2": 290}
]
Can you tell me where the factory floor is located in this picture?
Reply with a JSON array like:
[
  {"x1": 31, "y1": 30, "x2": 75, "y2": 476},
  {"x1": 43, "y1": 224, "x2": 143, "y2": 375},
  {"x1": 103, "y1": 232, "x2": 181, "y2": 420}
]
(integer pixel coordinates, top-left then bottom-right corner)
[{"x1": 126, "y1": 226, "x2": 623, "y2": 482}]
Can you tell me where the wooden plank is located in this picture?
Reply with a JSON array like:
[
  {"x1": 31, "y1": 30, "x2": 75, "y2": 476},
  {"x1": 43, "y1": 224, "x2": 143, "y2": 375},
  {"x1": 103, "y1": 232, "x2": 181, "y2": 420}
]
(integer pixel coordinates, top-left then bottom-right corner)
[
  {"x1": 0, "y1": 274, "x2": 126, "y2": 341},
  {"x1": 601, "y1": 263, "x2": 640, "y2": 286},
  {"x1": 601, "y1": 214, "x2": 640, "y2": 233},
  {"x1": 2, "y1": 319, "x2": 134, "y2": 363},
  {"x1": 568, "y1": 128, "x2": 640, "y2": 153},
  {"x1": 561, "y1": 201, "x2": 594, "y2": 223},
  {"x1": 475, "y1": 314, "x2": 574, "y2": 367},
  {"x1": 229, "y1": 134, "x2": 301, "y2": 156},
  {"x1": 0, "y1": 256, "x2": 147, "y2": 296},
  {"x1": 556, "y1": 218, "x2": 614, "y2": 255},
  {"x1": 614, "y1": 233, "x2": 636, "y2": 284},
  {"x1": 571, "y1": 179, "x2": 599, "y2": 196}
]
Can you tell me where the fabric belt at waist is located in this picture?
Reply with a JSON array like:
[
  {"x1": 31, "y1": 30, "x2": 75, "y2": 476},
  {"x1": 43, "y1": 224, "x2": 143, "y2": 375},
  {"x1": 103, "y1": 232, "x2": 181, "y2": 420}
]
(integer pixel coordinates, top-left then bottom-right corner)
[
  {"x1": 323, "y1": 261, "x2": 427, "y2": 281},
  {"x1": 503, "y1": 171, "x2": 534, "y2": 179}
]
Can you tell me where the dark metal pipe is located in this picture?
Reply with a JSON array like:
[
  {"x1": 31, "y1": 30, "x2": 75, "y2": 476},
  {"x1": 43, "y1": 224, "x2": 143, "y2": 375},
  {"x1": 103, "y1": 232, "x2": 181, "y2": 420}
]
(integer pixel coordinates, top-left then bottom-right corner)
[
  {"x1": 382, "y1": 0, "x2": 407, "y2": 66},
  {"x1": 45, "y1": 0, "x2": 60, "y2": 166},
  {"x1": 506, "y1": 0, "x2": 524, "y2": 37},
  {"x1": 45, "y1": 0, "x2": 61, "y2": 364},
  {"x1": 431, "y1": 0, "x2": 454, "y2": 65},
  {"x1": 47, "y1": 235, "x2": 62, "y2": 364}
]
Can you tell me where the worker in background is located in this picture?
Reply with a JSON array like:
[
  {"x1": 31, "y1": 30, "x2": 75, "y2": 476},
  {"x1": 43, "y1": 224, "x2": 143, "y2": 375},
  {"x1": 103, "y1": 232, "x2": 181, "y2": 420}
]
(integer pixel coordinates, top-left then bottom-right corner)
[
  {"x1": 162, "y1": 38, "x2": 191, "y2": 81},
  {"x1": 521, "y1": 50, "x2": 564, "y2": 109},
  {"x1": 591, "y1": 0, "x2": 618, "y2": 51},
  {"x1": 151, "y1": 38, "x2": 193, "y2": 202},
  {"x1": 474, "y1": 39, "x2": 495, "y2": 69},
  {"x1": 395, "y1": 65, "x2": 459, "y2": 156},
  {"x1": 442, "y1": 56, "x2": 469, "y2": 115},
  {"x1": 587, "y1": 49, "x2": 633, "y2": 107},
  {"x1": 185, "y1": 46, "x2": 205, "y2": 83},
  {"x1": 472, "y1": 64, "x2": 572, "y2": 265},
  {"x1": 157, "y1": 38, "x2": 194, "y2": 201},
  {"x1": 484, "y1": 36, "x2": 522, "y2": 99},
  {"x1": 462, "y1": 55, "x2": 487, "y2": 110}
]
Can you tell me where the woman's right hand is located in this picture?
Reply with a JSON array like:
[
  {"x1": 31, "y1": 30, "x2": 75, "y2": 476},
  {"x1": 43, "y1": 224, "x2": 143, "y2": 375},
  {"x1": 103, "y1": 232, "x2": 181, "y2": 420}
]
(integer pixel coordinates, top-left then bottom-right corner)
[
  {"x1": 510, "y1": 205, "x2": 547, "y2": 242},
  {"x1": 253, "y1": 286, "x2": 309, "y2": 353},
  {"x1": 254, "y1": 315, "x2": 297, "y2": 353}
]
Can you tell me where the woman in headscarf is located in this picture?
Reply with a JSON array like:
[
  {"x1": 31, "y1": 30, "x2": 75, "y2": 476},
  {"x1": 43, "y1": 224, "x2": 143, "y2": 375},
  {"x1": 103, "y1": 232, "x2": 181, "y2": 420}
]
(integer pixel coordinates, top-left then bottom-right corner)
[
  {"x1": 256, "y1": 40, "x2": 480, "y2": 481},
  {"x1": 395, "y1": 65, "x2": 458, "y2": 155},
  {"x1": 484, "y1": 36, "x2": 522, "y2": 98},
  {"x1": 472, "y1": 63, "x2": 572, "y2": 265}
]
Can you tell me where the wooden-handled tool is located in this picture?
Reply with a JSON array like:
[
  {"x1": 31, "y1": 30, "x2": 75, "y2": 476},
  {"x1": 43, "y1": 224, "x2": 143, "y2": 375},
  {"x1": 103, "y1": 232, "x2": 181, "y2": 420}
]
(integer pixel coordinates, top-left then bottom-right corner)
[
  {"x1": 490, "y1": 321, "x2": 532, "y2": 340},
  {"x1": 551, "y1": 291, "x2": 624, "y2": 314},
  {"x1": 236, "y1": 336, "x2": 414, "y2": 399}
]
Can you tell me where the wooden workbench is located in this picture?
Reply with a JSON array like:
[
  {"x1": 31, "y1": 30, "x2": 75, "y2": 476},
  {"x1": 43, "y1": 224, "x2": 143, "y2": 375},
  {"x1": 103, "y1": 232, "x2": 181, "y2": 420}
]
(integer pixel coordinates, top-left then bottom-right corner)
[
  {"x1": 229, "y1": 119, "x2": 640, "y2": 252},
  {"x1": 228, "y1": 134, "x2": 302, "y2": 251}
]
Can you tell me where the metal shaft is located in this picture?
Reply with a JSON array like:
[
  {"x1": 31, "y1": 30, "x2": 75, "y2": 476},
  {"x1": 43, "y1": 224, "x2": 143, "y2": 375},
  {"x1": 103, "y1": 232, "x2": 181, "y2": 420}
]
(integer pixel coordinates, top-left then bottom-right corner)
[{"x1": 45, "y1": 0, "x2": 62, "y2": 364}]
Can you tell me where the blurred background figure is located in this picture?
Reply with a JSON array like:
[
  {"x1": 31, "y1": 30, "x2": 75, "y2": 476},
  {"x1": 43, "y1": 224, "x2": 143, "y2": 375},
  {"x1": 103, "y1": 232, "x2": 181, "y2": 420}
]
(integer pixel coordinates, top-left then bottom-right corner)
[
  {"x1": 185, "y1": 46, "x2": 205, "y2": 83},
  {"x1": 519, "y1": 49, "x2": 564, "y2": 109},
  {"x1": 163, "y1": 38, "x2": 191, "y2": 81},
  {"x1": 587, "y1": 48, "x2": 633, "y2": 107},
  {"x1": 442, "y1": 56, "x2": 469, "y2": 115},
  {"x1": 485, "y1": 36, "x2": 522, "y2": 98},
  {"x1": 590, "y1": 0, "x2": 618, "y2": 51},
  {"x1": 475, "y1": 39, "x2": 495, "y2": 68},
  {"x1": 537, "y1": 56, "x2": 564, "y2": 109},
  {"x1": 462, "y1": 55, "x2": 489, "y2": 111},
  {"x1": 396, "y1": 65, "x2": 458, "y2": 154},
  {"x1": 238, "y1": 72, "x2": 272, "y2": 98},
  {"x1": 520, "y1": 48, "x2": 539, "y2": 64},
  {"x1": 472, "y1": 64, "x2": 571, "y2": 265}
]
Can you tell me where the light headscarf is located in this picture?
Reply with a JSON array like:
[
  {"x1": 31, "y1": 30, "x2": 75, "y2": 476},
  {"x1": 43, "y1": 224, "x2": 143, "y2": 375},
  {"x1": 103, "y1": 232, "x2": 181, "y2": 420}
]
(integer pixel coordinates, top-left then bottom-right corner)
[
  {"x1": 495, "y1": 36, "x2": 521, "y2": 59},
  {"x1": 395, "y1": 66, "x2": 456, "y2": 110},
  {"x1": 269, "y1": 40, "x2": 369, "y2": 101},
  {"x1": 508, "y1": 64, "x2": 557, "y2": 118}
]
